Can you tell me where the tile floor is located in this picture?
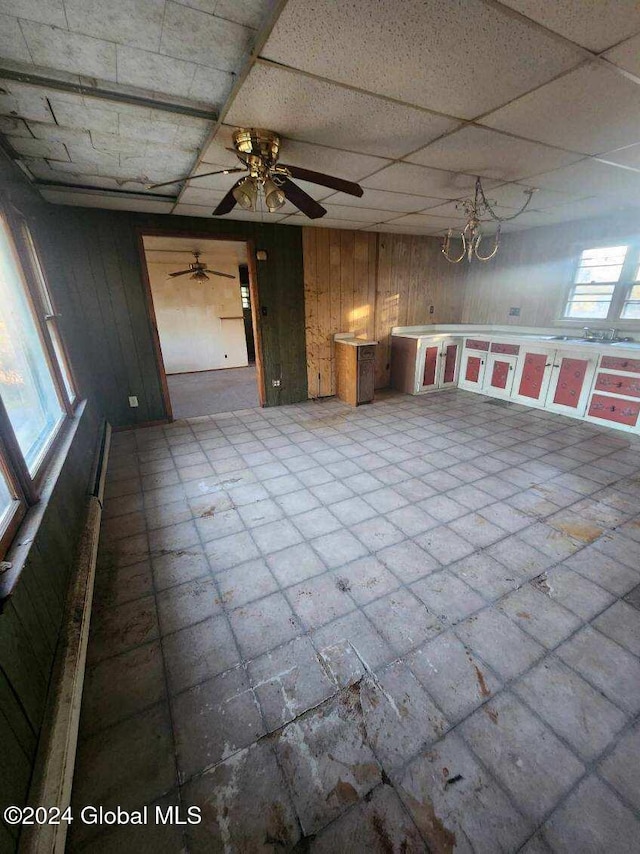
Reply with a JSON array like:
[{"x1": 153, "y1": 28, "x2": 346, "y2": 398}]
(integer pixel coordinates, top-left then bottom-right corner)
[
  {"x1": 70, "y1": 389, "x2": 640, "y2": 852},
  {"x1": 167, "y1": 365, "x2": 258, "y2": 418}
]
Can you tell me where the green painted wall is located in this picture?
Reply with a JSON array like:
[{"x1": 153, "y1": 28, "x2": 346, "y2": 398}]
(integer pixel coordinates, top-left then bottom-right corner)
[{"x1": 37, "y1": 208, "x2": 308, "y2": 428}]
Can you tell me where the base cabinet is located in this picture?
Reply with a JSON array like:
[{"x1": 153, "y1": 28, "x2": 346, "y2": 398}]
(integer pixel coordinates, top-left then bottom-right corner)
[
  {"x1": 416, "y1": 337, "x2": 460, "y2": 392},
  {"x1": 512, "y1": 347, "x2": 555, "y2": 406},
  {"x1": 546, "y1": 352, "x2": 597, "y2": 417},
  {"x1": 460, "y1": 338, "x2": 490, "y2": 391}
]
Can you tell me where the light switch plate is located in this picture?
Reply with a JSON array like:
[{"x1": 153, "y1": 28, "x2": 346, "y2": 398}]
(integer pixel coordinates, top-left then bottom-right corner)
[{"x1": 128, "y1": 396, "x2": 139, "y2": 407}]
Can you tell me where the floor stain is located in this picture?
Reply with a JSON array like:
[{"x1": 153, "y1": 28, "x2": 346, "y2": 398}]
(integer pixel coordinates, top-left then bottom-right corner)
[
  {"x1": 371, "y1": 812, "x2": 394, "y2": 854},
  {"x1": 326, "y1": 778, "x2": 359, "y2": 807},
  {"x1": 473, "y1": 665, "x2": 491, "y2": 698},
  {"x1": 554, "y1": 520, "x2": 603, "y2": 543},
  {"x1": 336, "y1": 577, "x2": 352, "y2": 593},
  {"x1": 404, "y1": 793, "x2": 456, "y2": 854},
  {"x1": 484, "y1": 706, "x2": 499, "y2": 725},
  {"x1": 516, "y1": 611, "x2": 531, "y2": 619}
]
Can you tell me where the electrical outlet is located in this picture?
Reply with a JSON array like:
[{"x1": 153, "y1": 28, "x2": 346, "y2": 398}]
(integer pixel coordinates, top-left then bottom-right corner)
[
  {"x1": 509, "y1": 307, "x2": 521, "y2": 317},
  {"x1": 128, "y1": 396, "x2": 139, "y2": 408},
  {"x1": 272, "y1": 379, "x2": 281, "y2": 387},
  {"x1": 429, "y1": 305, "x2": 435, "y2": 314}
]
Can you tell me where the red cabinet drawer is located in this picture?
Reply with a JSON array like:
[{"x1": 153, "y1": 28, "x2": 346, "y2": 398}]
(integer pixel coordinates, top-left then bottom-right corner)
[
  {"x1": 594, "y1": 372, "x2": 640, "y2": 398},
  {"x1": 588, "y1": 394, "x2": 640, "y2": 427},
  {"x1": 600, "y1": 356, "x2": 640, "y2": 373},
  {"x1": 466, "y1": 339, "x2": 490, "y2": 351},
  {"x1": 491, "y1": 342, "x2": 520, "y2": 355}
]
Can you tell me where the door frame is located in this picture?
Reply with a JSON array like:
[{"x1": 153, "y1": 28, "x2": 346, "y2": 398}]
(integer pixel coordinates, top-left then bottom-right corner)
[{"x1": 136, "y1": 227, "x2": 265, "y2": 422}]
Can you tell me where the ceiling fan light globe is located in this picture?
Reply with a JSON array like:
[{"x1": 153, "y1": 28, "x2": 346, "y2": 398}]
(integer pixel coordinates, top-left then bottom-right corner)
[
  {"x1": 232, "y1": 177, "x2": 258, "y2": 211},
  {"x1": 263, "y1": 177, "x2": 286, "y2": 212}
]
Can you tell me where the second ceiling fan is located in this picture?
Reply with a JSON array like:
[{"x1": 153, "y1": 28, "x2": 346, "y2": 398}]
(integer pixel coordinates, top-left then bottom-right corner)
[{"x1": 148, "y1": 128, "x2": 364, "y2": 219}]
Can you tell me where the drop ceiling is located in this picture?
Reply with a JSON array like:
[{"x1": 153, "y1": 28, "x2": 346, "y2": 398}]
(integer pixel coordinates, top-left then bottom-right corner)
[{"x1": 0, "y1": 0, "x2": 639, "y2": 237}]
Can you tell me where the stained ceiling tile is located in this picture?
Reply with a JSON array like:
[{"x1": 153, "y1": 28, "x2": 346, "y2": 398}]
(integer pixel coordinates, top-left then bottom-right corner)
[
  {"x1": 0, "y1": 80, "x2": 54, "y2": 121},
  {"x1": 260, "y1": 0, "x2": 585, "y2": 119},
  {"x1": 0, "y1": 115, "x2": 30, "y2": 136},
  {"x1": 320, "y1": 188, "x2": 441, "y2": 213},
  {"x1": 407, "y1": 125, "x2": 584, "y2": 181},
  {"x1": 496, "y1": 0, "x2": 640, "y2": 52},
  {"x1": 0, "y1": 13, "x2": 32, "y2": 62},
  {"x1": 529, "y1": 158, "x2": 640, "y2": 200},
  {"x1": 26, "y1": 121, "x2": 92, "y2": 147},
  {"x1": 63, "y1": 0, "x2": 165, "y2": 52},
  {"x1": 180, "y1": 185, "x2": 224, "y2": 205},
  {"x1": 481, "y1": 63, "x2": 640, "y2": 156},
  {"x1": 226, "y1": 63, "x2": 460, "y2": 158},
  {"x1": 160, "y1": 2, "x2": 253, "y2": 72},
  {"x1": 9, "y1": 135, "x2": 69, "y2": 161},
  {"x1": 604, "y1": 34, "x2": 640, "y2": 77},
  {"x1": 19, "y1": 20, "x2": 117, "y2": 80},
  {"x1": 46, "y1": 96, "x2": 118, "y2": 133},
  {"x1": 481, "y1": 183, "x2": 584, "y2": 211},
  {"x1": 0, "y1": 0, "x2": 66, "y2": 26},
  {"x1": 216, "y1": 0, "x2": 278, "y2": 29},
  {"x1": 362, "y1": 162, "x2": 496, "y2": 199},
  {"x1": 116, "y1": 45, "x2": 201, "y2": 101},
  {"x1": 188, "y1": 64, "x2": 235, "y2": 105}
]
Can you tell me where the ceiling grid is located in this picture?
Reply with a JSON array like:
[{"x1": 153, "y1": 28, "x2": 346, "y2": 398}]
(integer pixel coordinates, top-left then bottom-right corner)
[{"x1": 0, "y1": 0, "x2": 637, "y2": 233}]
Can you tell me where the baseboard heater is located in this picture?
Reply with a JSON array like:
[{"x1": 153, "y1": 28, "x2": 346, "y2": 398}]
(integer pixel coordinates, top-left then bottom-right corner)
[{"x1": 19, "y1": 421, "x2": 111, "y2": 854}]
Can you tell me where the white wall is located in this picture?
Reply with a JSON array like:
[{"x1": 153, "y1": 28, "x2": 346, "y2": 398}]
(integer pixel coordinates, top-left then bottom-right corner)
[{"x1": 148, "y1": 251, "x2": 248, "y2": 374}]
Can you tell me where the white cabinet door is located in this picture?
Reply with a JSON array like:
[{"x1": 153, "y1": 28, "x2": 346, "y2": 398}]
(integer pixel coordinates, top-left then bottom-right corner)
[
  {"x1": 511, "y1": 346, "x2": 555, "y2": 407},
  {"x1": 545, "y1": 350, "x2": 598, "y2": 416},
  {"x1": 416, "y1": 339, "x2": 442, "y2": 393},
  {"x1": 459, "y1": 339, "x2": 490, "y2": 391},
  {"x1": 483, "y1": 352, "x2": 518, "y2": 399},
  {"x1": 437, "y1": 337, "x2": 461, "y2": 389}
]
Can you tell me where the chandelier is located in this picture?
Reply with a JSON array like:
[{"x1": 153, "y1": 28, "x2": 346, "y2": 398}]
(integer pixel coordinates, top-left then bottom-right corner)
[{"x1": 442, "y1": 177, "x2": 537, "y2": 263}]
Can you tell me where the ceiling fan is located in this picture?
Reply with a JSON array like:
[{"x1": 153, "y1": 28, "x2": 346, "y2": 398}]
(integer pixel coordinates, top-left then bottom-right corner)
[
  {"x1": 168, "y1": 251, "x2": 235, "y2": 281},
  {"x1": 147, "y1": 128, "x2": 364, "y2": 219}
]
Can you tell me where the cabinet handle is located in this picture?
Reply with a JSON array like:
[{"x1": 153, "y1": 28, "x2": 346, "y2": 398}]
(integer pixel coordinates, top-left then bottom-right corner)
[{"x1": 545, "y1": 363, "x2": 552, "y2": 367}]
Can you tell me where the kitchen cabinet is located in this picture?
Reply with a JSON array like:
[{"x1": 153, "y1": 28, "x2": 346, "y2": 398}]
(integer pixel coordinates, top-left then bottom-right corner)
[
  {"x1": 545, "y1": 351, "x2": 597, "y2": 417},
  {"x1": 584, "y1": 355, "x2": 640, "y2": 431},
  {"x1": 482, "y1": 342, "x2": 520, "y2": 399},
  {"x1": 335, "y1": 339, "x2": 377, "y2": 406},
  {"x1": 391, "y1": 335, "x2": 460, "y2": 394},
  {"x1": 511, "y1": 345, "x2": 555, "y2": 406},
  {"x1": 459, "y1": 338, "x2": 490, "y2": 391}
]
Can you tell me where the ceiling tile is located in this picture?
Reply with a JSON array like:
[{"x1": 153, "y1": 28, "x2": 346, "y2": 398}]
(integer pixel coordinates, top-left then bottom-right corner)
[
  {"x1": 0, "y1": 13, "x2": 32, "y2": 62},
  {"x1": 160, "y1": 2, "x2": 252, "y2": 72},
  {"x1": 260, "y1": 0, "x2": 584, "y2": 119},
  {"x1": 0, "y1": 115, "x2": 30, "y2": 136},
  {"x1": 26, "y1": 121, "x2": 92, "y2": 147},
  {"x1": 529, "y1": 197, "x2": 640, "y2": 224},
  {"x1": 282, "y1": 215, "x2": 368, "y2": 230},
  {"x1": 407, "y1": 125, "x2": 583, "y2": 180},
  {"x1": 362, "y1": 162, "x2": 495, "y2": 198},
  {"x1": 188, "y1": 64, "x2": 235, "y2": 105},
  {"x1": 225, "y1": 62, "x2": 460, "y2": 158},
  {"x1": 179, "y1": 186, "x2": 224, "y2": 206},
  {"x1": 46, "y1": 95, "x2": 118, "y2": 133},
  {"x1": 482, "y1": 183, "x2": 585, "y2": 210},
  {"x1": 320, "y1": 188, "x2": 441, "y2": 213},
  {"x1": 116, "y1": 45, "x2": 200, "y2": 101},
  {"x1": 497, "y1": 0, "x2": 640, "y2": 52},
  {"x1": 199, "y1": 125, "x2": 243, "y2": 167},
  {"x1": 0, "y1": 0, "x2": 65, "y2": 26},
  {"x1": 19, "y1": 21, "x2": 117, "y2": 80},
  {"x1": 319, "y1": 204, "x2": 393, "y2": 223},
  {"x1": 173, "y1": 203, "x2": 221, "y2": 217},
  {"x1": 604, "y1": 34, "x2": 640, "y2": 77},
  {"x1": 0, "y1": 80, "x2": 54, "y2": 121},
  {"x1": 216, "y1": 0, "x2": 278, "y2": 29},
  {"x1": 9, "y1": 135, "x2": 69, "y2": 161},
  {"x1": 369, "y1": 223, "x2": 444, "y2": 235},
  {"x1": 597, "y1": 144, "x2": 640, "y2": 171},
  {"x1": 63, "y1": 0, "x2": 165, "y2": 52},
  {"x1": 214, "y1": 208, "x2": 289, "y2": 223},
  {"x1": 530, "y1": 158, "x2": 640, "y2": 200},
  {"x1": 38, "y1": 188, "x2": 174, "y2": 212},
  {"x1": 384, "y1": 212, "x2": 464, "y2": 229},
  {"x1": 481, "y1": 62, "x2": 640, "y2": 155}
]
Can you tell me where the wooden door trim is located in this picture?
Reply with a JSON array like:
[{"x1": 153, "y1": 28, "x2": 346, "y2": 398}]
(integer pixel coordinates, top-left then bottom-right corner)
[{"x1": 135, "y1": 228, "x2": 266, "y2": 420}]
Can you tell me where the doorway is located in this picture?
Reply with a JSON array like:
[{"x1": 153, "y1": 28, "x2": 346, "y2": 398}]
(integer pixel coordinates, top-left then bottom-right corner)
[{"x1": 140, "y1": 234, "x2": 262, "y2": 420}]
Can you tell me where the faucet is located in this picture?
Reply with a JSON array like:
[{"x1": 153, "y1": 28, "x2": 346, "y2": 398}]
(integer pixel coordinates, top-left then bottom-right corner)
[{"x1": 607, "y1": 328, "x2": 618, "y2": 342}]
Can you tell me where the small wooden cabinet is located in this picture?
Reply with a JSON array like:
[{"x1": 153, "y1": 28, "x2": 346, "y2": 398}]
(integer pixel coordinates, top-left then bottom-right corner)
[{"x1": 335, "y1": 337, "x2": 377, "y2": 406}]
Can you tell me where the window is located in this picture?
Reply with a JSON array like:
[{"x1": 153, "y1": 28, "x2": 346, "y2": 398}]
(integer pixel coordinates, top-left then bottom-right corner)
[
  {"x1": 563, "y1": 242, "x2": 640, "y2": 322},
  {"x1": 0, "y1": 207, "x2": 77, "y2": 559}
]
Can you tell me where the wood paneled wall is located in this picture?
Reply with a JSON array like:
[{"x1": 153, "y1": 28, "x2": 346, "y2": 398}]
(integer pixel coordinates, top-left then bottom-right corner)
[
  {"x1": 303, "y1": 228, "x2": 377, "y2": 397},
  {"x1": 462, "y1": 213, "x2": 640, "y2": 328},
  {"x1": 0, "y1": 151, "x2": 100, "y2": 850},
  {"x1": 303, "y1": 228, "x2": 467, "y2": 394}
]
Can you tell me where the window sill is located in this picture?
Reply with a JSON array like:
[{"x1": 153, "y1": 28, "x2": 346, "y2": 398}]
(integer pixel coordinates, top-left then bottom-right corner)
[{"x1": 0, "y1": 400, "x2": 88, "y2": 605}]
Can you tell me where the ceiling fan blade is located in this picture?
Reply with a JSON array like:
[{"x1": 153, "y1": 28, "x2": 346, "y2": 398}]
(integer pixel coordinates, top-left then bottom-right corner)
[
  {"x1": 278, "y1": 165, "x2": 363, "y2": 197},
  {"x1": 279, "y1": 177, "x2": 327, "y2": 219},
  {"x1": 204, "y1": 270, "x2": 236, "y2": 279},
  {"x1": 213, "y1": 179, "x2": 244, "y2": 216},
  {"x1": 168, "y1": 269, "x2": 192, "y2": 277},
  {"x1": 145, "y1": 167, "x2": 245, "y2": 190}
]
